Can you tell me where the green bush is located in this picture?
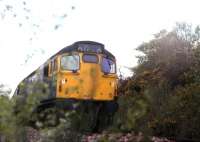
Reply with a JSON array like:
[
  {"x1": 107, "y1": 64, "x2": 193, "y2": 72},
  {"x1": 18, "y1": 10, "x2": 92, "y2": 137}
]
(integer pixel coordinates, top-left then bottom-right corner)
[{"x1": 111, "y1": 23, "x2": 200, "y2": 140}]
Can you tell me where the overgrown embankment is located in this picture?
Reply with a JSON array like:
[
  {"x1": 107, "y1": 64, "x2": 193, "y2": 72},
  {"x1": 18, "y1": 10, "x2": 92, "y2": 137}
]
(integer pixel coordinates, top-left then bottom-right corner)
[
  {"x1": 111, "y1": 23, "x2": 200, "y2": 141},
  {"x1": 1, "y1": 23, "x2": 200, "y2": 142}
]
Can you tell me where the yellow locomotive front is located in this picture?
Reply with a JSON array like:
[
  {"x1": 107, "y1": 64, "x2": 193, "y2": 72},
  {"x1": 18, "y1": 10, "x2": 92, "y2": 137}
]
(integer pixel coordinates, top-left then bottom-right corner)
[
  {"x1": 48, "y1": 41, "x2": 118, "y2": 101},
  {"x1": 57, "y1": 52, "x2": 117, "y2": 101}
]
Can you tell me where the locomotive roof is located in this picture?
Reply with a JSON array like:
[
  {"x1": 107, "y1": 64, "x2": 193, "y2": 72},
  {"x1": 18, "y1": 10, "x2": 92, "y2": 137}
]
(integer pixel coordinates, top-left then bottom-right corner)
[{"x1": 50, "y1": 41, "x2": 115, "y2": 59}]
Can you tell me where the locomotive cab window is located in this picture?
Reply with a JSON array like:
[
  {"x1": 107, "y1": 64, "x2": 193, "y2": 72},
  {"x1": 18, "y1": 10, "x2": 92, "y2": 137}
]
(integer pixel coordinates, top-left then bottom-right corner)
[
  {"x1": 61, "y1": 54, "x2": 79, "y2": 71},
  {"x1": 101, "y1": 57, "x2": 116, "y2": 74},
  {"x1": 83, "y1": 54, "x2": 98, "y2": 63}
]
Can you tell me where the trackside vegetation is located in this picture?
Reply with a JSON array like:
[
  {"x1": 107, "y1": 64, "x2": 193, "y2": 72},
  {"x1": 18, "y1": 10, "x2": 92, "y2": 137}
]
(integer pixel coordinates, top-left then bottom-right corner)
[
  {"x1": 0, "y1": 23, "x2": 200, "y2": 141},
  {"x1": 112, "y1": 23, "x2": 200, "y2": 141}
]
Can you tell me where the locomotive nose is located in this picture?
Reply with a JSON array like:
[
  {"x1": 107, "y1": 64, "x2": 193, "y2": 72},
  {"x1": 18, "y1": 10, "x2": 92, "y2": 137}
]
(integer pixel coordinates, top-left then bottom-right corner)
[{"x1": 80, "y1": 65, "x2": 99, "y2": 99}]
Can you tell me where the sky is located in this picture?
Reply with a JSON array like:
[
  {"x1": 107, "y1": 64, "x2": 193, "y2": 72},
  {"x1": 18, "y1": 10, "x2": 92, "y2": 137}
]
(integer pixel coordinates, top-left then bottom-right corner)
[{"x1": 0, "y1": 0, "x2": 200, "y2": 95}]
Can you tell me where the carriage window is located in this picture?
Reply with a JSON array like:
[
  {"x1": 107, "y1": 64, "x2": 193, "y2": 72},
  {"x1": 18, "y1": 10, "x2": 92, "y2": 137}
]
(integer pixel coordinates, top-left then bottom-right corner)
[
  {"x1": 101, "y1": 57, "x2": 116, "y2": 74},
  {"x1": 83, "y1": 54, "x2": 98, "y2": 63},
  {"x1": 61, "y1": 55, "x2": 79, "y2": 71}
]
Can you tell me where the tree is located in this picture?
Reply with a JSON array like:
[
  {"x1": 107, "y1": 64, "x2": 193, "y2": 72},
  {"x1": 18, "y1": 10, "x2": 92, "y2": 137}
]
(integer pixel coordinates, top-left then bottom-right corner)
[{"x1": 128, "y1": 23, "x2": 200, "y2": 139}]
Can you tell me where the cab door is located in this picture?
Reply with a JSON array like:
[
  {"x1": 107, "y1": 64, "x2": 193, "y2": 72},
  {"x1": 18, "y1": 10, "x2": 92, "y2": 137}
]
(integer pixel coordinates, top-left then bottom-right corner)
[{"x1": 57, "y1": 53, "x2": 80, "y2": 99}]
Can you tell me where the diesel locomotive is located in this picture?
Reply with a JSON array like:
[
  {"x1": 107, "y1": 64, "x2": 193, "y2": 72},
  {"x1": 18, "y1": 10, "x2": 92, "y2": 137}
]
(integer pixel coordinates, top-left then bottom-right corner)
[{"x1": 15, "y1": 41, "x2": 118, "y2": 130}]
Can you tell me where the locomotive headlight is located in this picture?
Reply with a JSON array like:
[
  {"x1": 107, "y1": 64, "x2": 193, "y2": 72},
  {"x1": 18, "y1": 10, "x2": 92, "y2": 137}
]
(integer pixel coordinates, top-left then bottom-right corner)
[{"x1": 62, "y1": 79, "x2": 66, "y2": 84}]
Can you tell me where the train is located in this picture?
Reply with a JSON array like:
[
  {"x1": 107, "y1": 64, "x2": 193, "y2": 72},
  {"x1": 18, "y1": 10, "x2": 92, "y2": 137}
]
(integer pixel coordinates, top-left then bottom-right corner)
[{"x1": 14, "y1": 41, "x2": 118, "y2": 131}]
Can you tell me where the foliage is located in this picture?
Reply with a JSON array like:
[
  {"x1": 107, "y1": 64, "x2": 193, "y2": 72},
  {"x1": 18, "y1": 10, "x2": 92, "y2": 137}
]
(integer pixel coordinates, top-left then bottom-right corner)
[
  {"x1": 0, "y1": 83, "x2": 52, "y2": 142},
  {"x1": 111, "y1": 94, "x2": 148, "y2": 133},
  {"x1": 116, "y1": 22, "x2": 200, "y2": 140},
  {"x1": 0, "y1": 94, "x2": 16, "y2": 141}
]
